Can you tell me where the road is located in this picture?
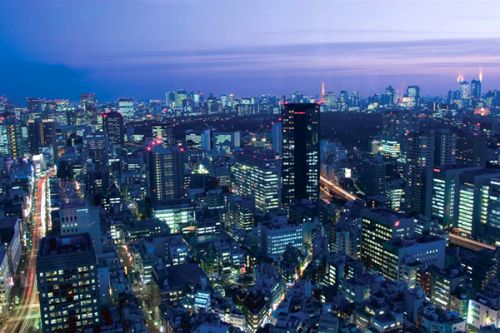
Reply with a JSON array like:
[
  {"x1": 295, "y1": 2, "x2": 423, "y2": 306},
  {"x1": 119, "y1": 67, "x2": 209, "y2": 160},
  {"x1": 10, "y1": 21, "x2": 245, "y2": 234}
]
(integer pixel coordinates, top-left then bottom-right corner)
[
  {"x1": 320, "y1": 175, "x2": 358, "y2": 201},
  {"x1": 1, "y1": 170, "x2": 54, "y2": 333}
]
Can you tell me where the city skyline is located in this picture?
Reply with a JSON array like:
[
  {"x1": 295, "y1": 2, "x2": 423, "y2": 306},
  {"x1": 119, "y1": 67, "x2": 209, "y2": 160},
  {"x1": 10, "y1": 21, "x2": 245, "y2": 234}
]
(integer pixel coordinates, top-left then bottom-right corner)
[
  {"x1": 2, "y1": 0, "x2": 500, "y2": 102},
  {"x1": 0, "y1": 2, "x2": 499, "y2": 332}
]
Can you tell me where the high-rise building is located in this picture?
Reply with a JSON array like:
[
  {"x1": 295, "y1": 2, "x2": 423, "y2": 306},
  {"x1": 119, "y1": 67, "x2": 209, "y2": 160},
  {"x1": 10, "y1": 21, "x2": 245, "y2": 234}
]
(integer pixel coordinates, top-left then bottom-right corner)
[
  {"x1": 86, "y1": 134, "x2": 109, "y2": 166},
  {"x1": 460, "y1": 80, "x2": 471, "y2": 105},
  {"x1": 231, "y1": 149, "x2": 280, "y2": 212},
  {"x1": 27, "y1": 118, "x2": 56, "y2": 155},
  {"x1": 471, "y1": 79, "x2": 482, "y2": 101},
  {"x1": 381, "y1": 86, "x2": 395, "y2": 106},
  {"x1": 338, "y1": 91, "x2": 349, "y2": 110},
  {"x1": 456, "y1": 169, "x2": 500, "y2": 239},
  {"x1": 117, "y1": 97, "x2": 134, "y2": 119},
  {"x1": 271, "y1": 121, "x2": 282, "y2": 156},
  {"x1": 456, "y1": 130, "x2": 487, "y2": 167},
  {"x1": 433, "y1": 128, "x2": 457, "y2": 167},
  {"x1": 102, "y1": 110, "x2": 125, "y2": 146},
  {"x1": 147, "y1": 144, "x2": 185, "y2": 204},
  {"x1": 404, "y1": 128, "x2": 456, "y2": 217},
  {"x1": 282, "y1": 103, "x2": 320, "y2": 208},
  {"x1": 37, "y1": 234, "x2": 100, "y2": 333},
  {"x1": 486, "y1": 179, "x2": 500, "y2": 242},
  {"x1": 431, "y1": 166, "x2": 480, "y2": 228},
  {"x1": 382, "y1": 110, "x2": 414, "y2": 143},
  {"x1": 0, "y1": 113, "x2": 23, "y2": 159},
  {"x1": 361, "y1": 209, "x2": 415, "y2": 277},
  {"x1": 407, "y1": 85, "x2": 421, "y2": 107},
  {"x1": 404, "y1": 131, "x2": 435, "y2": 217}
]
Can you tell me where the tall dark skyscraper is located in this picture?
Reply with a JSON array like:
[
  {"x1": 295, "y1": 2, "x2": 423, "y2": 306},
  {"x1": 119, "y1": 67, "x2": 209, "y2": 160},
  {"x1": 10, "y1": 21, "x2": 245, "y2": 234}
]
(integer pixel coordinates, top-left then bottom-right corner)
[
  {"x1": 102, "y1": 110, "x2": 125, "y2": 146},
  {"x1": 147, "y1": 144, "x2": 185, "y2": 204},
  {"x1": 281, "y1": 103, "x2": 320, "y2": 208},
  {"x1": 404, "y1": 131, "x2": 435, "y2": 217}
]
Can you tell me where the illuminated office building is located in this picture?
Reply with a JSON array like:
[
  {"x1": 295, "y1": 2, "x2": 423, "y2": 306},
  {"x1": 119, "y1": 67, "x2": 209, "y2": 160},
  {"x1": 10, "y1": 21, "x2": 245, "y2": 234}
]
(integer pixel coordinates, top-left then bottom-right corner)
[
  {"x1": 456, "y1": 169, "x2": 500, "y2": 238},
  {"x1": 231, "y1": 149, "x2": 280, "y2": 212},
  {"x1": 37, "y1": 234, "x2": 100, "y2": 333},
  {"x1": 153, "y1": 199, "x2": 195, "y2": 234},
  {"x1": 361, "y1": 209, "x2": 414, "y2": 276},
  {"x1": 258, "y1": 215, "x2": 304, "y2": 260},
  {"x1": 0, "y1": 113, "x2": 23, "y2": 159},
  {"x1": 431, "y1": 166, "x2": 480, "y2": 228}
]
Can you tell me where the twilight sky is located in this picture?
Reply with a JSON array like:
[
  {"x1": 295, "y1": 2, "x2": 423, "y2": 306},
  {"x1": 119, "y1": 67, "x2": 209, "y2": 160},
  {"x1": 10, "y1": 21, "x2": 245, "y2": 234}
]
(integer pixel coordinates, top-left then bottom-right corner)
[{"x1": 1, "y1": 0, "x2": 500, "y2": 102}]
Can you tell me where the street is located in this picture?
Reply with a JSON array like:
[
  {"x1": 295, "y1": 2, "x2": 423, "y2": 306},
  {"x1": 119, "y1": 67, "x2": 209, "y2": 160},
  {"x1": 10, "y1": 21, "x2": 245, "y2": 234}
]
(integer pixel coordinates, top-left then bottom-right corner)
[{"x1": 1, "y1": 170, "x2": 54, "y2": 333}]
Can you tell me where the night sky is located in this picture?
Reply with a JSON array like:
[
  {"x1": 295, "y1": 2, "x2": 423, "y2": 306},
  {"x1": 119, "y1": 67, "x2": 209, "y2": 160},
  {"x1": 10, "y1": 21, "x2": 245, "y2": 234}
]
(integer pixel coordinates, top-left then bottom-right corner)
[{"x1": 1, "y1": 0, "x2": 500, "y2": 102}]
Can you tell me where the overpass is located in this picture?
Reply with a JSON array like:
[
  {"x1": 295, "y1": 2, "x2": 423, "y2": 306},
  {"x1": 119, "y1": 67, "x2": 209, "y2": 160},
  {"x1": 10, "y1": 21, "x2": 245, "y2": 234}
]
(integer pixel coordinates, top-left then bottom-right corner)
[
  {"x1": 320, "y1": 175, "x2": 358, "y2": 202},
  {"x1": 448, "y1": 232, "x2": 496, "y2": 252}
]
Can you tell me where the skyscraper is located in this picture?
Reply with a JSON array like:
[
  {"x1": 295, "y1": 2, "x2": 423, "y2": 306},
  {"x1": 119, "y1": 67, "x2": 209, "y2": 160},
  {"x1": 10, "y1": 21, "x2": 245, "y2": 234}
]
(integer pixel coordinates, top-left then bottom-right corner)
[
  {"x1": 0, "y1": 113, "x2": 23, "y2": 159},
  {"x1": 102, "y1": 110, "x2": 125, "y2": 146},
  {"x1": 147, "y1": 144, "x2": 185, "y2": 204},
  {"x1": 431, "y1": 166, "x2": 480, "y2": 228},
  {"x1": 471, "y1": 79, "x2": 482, "y2": 101},
  {"x1": 27, "y1": 118, "x2": 56, "y2": 155},
  {"x1": 404, "y1": 131, "x2": 435, "y2": 217},
  {"x1": 281, "y1": 103, "x2": 320, "y2": 208},
  {"x1": 456, "y1": 169, "x2": 500, "y2": 239},
  {"x1": 231, "y1": 149, "x2": 280, "y2": 212},
  {"x1": 271, "y1": 121, "x2": 282, "y2": 156},
  {"x1": 433, "y1": 128, "x2": 457, "y2": 167},
  {"x1": 456, "y1": 129, "x2": 486, "y2": 167},
  {"x1": 37, "y1": 234, "x2": 100, "y2": 333},
  {"x1": 361, "y1": 209, "x2": 414, "y2": 277},
  {"x1": 117, "y1": 97, "x2": 134, "y2": 119},
  {"x1": 407, "y1": 85, "x2": 421, "y2": 107},
  {"x1": 459, "y1": 80, "x2": 471, "y2": 104},
  {"x1": 404, "y1": 128, "x2": 456, "y2": 218}
]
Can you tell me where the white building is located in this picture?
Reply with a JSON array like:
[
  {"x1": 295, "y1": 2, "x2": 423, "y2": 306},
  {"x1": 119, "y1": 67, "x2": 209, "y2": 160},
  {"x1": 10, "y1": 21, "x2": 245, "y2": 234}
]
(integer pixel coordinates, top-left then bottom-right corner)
[{"x1": 468, "y1": 283, "x2": 500, "y2": 330}]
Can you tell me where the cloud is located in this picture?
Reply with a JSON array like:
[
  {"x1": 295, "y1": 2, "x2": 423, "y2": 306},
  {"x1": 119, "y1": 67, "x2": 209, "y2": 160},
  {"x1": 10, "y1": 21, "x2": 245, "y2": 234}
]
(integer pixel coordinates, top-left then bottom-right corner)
[
  {"x1": 2, "y1": 38, "x2": 499, "y2": 102},
  {"x1": 89, "y1": 38, "x2": 500, "y2": 79},
  {"x1": 0, "y1": 44, "x2": 95, "y2": 103}
]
